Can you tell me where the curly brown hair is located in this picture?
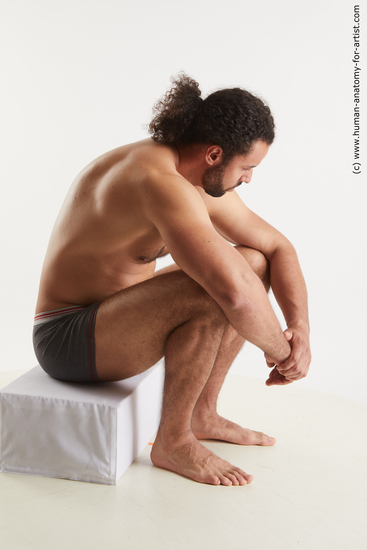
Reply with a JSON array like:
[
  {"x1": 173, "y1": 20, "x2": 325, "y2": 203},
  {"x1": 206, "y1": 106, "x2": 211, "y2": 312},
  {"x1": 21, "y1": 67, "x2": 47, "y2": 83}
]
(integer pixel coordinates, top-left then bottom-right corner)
[{"x1": 149, "y1": 73, "x2": 275, "y2": 161}]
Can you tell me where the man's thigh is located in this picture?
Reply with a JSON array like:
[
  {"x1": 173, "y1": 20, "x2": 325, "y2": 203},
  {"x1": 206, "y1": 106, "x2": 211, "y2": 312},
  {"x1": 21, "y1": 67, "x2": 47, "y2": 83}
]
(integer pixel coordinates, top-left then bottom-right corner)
[
  {"x1": 94, "y1": 246, "x2": 268, "y2": 382},
  {"x1": 94, "y1": 269, "x2": 212, "y2": 381}
]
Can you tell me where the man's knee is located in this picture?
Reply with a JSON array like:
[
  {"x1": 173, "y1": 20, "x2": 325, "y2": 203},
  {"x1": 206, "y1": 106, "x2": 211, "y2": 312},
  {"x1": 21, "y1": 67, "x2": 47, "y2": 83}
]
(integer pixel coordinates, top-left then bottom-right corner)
[
  {"x1": 177, "y1": 270, "x2": 229, "y2": 328},
  {"x1": 235, "y1": 246, "x2": 270, "y2": 291}
]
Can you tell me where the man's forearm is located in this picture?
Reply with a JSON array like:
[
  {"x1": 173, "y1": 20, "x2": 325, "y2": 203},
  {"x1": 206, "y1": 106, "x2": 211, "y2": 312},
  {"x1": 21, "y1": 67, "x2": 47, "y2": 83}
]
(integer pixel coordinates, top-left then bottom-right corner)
[
  {"x1": 263, "y1": 239, "x2": 311, "y2": 385},
  {"x1": 220, "y1": 274, "x2": 291, "y2": 364},
  {"x1": 269, "y1": 241, "x2": 310, "y2": 333}
]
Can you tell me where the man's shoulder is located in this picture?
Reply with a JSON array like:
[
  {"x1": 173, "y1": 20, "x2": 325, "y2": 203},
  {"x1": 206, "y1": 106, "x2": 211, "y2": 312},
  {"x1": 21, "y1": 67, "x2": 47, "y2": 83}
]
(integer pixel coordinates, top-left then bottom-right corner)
[
  {"x1": 89, "y1": 139, "x2": 177, "y2": 178},
  {"x1": 128, "y1": 139, "x2": 178, "y2": 170},
  {"x1": 140, "y1": 169, "x2": 202, "y2": 220},
  {"x1": 132, "y1": 143, "x2": 196, "y2": 198}
]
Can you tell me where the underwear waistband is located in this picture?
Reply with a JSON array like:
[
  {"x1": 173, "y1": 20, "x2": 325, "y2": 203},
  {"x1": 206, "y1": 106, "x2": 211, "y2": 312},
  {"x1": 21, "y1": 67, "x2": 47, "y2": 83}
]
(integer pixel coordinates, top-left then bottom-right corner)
[{"x1": 34, "y1": 305, "x2": 86, "y2": 326}]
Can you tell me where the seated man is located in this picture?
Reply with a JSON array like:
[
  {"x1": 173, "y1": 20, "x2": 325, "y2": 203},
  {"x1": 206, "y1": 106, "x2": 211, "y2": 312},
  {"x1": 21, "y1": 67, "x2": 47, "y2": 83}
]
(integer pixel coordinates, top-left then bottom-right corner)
[{"x1": 33, "y1": 74, "x2": 311, "y2": 487}]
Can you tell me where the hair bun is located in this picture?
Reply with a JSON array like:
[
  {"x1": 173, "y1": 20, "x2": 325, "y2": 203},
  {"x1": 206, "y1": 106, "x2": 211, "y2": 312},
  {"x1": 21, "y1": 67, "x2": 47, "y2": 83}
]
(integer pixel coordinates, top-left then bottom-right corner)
[{"x1": 148, "y1": 73, "x2": 202, "y2": 143}]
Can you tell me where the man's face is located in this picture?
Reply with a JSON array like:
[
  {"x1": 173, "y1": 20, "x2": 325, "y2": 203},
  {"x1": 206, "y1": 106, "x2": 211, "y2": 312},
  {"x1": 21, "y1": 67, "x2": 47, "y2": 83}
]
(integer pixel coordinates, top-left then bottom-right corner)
[
  {"x1": 201, "y1": 140, "x2": 270, "y2": 198},
  {"x1": 201, "y1": 163, "x2": 228, "y2": 198}
]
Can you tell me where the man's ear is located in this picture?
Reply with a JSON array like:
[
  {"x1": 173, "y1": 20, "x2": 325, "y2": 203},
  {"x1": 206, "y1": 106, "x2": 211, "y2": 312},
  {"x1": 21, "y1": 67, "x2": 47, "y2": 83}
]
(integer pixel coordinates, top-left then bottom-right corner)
[{"x1": 205, "y1": 145, "x2": 224, "y2": 166}]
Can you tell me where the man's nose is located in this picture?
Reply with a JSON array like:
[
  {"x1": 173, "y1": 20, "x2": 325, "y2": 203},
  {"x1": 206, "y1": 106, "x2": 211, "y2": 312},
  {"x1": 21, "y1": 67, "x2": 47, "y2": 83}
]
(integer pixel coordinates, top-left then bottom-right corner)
[{"x1": 244, "y1": 169, "x2": 253, "y2": 183}]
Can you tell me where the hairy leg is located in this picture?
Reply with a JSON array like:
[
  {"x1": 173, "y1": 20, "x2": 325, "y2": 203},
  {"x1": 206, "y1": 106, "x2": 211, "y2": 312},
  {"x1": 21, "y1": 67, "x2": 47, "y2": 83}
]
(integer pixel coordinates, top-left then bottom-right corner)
[
  {"x1": 150, "y1": 300, "x2": 252, "y2": 486},
  {"x1": 95, "y1": 270, "x2": 222, "y2": 381},
  {"x1": 191, "y1": 246, "x2": 275, "y2": 446},
  {"x1": 94, "y1": 270, "x2": 251, "y2": 485}
]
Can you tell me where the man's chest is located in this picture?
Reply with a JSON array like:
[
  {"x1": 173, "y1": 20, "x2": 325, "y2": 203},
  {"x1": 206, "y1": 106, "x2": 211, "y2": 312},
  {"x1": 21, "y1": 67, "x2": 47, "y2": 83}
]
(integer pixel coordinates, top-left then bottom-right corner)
[{"x1": 125, "y1": 225, "x2": 169, "y2": 265}]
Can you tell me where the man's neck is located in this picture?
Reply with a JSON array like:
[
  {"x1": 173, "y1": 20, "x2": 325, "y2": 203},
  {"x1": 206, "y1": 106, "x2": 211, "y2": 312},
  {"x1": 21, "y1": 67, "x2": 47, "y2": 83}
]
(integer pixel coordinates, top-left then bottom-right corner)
[{"x1": 175, "y1": 143, "x2": 206, "y2": 186}]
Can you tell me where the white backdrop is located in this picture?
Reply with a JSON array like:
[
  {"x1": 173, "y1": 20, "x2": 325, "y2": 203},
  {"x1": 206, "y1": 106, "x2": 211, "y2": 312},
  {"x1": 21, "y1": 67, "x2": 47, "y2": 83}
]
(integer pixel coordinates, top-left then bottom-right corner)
[{"x1": 1, "y1": 0, "x2": 366, "y2": 405}]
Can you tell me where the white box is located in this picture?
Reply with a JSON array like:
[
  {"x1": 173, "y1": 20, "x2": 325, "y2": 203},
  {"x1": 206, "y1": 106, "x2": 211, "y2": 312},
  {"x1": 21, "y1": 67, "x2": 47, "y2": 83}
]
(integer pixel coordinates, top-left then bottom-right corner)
[{"x1": 0, "y1": 361, "x2": 164, "y2": 485}]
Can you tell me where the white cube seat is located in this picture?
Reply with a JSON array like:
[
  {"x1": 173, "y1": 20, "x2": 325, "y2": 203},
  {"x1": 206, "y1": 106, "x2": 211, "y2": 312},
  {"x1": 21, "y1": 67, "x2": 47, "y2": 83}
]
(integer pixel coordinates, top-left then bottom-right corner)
[{"x1": 0, "y1": 361, "x2": 164, "y2": 485}]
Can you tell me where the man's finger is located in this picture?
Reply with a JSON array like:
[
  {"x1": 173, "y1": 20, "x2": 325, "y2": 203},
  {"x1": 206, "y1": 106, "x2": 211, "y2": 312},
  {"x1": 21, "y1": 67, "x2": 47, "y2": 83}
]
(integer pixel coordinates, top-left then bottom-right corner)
[
  {"x1": 266, "y1": 375, "x2": 293, "y2": 386},
  {"x1": 277, "y1": 363, "x2": 297, "y2": 374},
  {"x1": 277, "y1": 352, "x2": 301, "y2": 371},
  {"x1": 284, "y1": 330, "x2": 292, "y2": 341}
]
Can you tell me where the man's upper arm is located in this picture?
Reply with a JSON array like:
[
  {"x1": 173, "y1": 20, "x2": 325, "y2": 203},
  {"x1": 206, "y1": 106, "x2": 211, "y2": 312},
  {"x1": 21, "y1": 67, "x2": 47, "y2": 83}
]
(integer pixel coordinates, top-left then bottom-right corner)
[
  {"x1": 201, "y1": 189, "x2": 290, "y2": 260},
  {"x1": 141, "y1": 173, "x2": 257, "y2": 306}
]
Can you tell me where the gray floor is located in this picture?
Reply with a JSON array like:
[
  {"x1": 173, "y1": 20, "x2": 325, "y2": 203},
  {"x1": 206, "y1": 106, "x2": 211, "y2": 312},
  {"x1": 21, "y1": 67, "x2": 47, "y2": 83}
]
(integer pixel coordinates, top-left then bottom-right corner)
[{"x1": 1, "y1": 370, "x2": 366, "y2": 549}]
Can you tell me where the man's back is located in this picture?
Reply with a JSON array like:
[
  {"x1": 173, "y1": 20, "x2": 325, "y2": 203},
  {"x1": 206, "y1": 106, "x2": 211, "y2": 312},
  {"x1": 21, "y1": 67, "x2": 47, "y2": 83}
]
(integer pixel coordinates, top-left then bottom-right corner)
[{"x1": 36, "y1": 139, "x2": 177, "y2": 312}]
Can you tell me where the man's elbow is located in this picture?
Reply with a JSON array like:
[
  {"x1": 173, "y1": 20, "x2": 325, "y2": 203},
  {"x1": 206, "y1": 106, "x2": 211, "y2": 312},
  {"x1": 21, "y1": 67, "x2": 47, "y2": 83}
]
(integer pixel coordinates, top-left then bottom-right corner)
[
  {"x1": 269, "y1": 235, "x2": 297, "y2": 261},
  {"x1": 217, "y1": 278, "x2": 262, "y2": 315}
]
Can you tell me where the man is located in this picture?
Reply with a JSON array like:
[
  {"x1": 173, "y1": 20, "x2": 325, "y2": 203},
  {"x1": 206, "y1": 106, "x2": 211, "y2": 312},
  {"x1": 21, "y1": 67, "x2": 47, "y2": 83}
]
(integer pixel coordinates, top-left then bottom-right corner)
[{"x1": 34, "y1": 74, "x2": 311, "y2": 487}]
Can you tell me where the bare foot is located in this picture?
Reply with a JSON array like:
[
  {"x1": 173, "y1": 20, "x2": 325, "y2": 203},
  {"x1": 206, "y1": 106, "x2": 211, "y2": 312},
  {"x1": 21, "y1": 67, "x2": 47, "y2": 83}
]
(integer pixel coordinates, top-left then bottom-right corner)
[
  {"x1": 191, "y1": 411, "x2": 276, "y2": 446},
  {"x1": 150, "y1": 431, "x2": 253, "y2": 486}
]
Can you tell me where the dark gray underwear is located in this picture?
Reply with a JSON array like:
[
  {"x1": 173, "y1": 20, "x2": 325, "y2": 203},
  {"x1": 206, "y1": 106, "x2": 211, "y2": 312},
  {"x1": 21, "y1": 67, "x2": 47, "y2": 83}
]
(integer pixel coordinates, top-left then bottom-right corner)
[{"x1": 33, "y1": 302, "x2": 102, "y2": 383}]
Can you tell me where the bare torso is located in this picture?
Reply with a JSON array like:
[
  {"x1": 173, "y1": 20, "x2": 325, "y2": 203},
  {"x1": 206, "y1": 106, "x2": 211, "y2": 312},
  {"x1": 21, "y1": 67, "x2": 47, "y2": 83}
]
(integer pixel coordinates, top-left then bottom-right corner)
[{"x1": 36, "y1": 139, "x2": 174, "y2": 313}]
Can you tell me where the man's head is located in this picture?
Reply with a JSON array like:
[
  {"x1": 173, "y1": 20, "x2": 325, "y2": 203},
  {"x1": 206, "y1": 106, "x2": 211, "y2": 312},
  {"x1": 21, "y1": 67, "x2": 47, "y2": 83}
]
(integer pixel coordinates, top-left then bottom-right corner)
[
  {"x1": 201, "y1": 140, "x2": 270, "y2": 197},
  {"x1": 149, "y1": 73, "x2": 275, "y2": 165}
]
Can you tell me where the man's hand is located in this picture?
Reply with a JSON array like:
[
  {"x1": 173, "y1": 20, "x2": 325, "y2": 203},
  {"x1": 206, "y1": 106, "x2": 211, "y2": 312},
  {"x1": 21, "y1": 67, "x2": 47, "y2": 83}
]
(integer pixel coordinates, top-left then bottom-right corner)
[{"x1": 264, "y1": 327, "x2": 311, "y2": 386}]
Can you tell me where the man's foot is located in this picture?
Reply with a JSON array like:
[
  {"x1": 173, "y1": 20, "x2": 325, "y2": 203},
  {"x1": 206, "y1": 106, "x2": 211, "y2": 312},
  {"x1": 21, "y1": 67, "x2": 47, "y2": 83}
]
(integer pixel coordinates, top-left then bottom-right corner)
[
  {"x1": 191, "y1": 411, "x2": 276, "y2": 446},
  {"x1": 150, "y1": 431, "x2": 253, "y2": 486}
]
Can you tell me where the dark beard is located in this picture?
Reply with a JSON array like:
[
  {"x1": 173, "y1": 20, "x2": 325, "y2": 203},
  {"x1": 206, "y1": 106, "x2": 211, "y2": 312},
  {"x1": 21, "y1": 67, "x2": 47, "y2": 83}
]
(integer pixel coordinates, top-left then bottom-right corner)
[{"x1": 201, "y1": 164, "x2": 226, "y2": 198}]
